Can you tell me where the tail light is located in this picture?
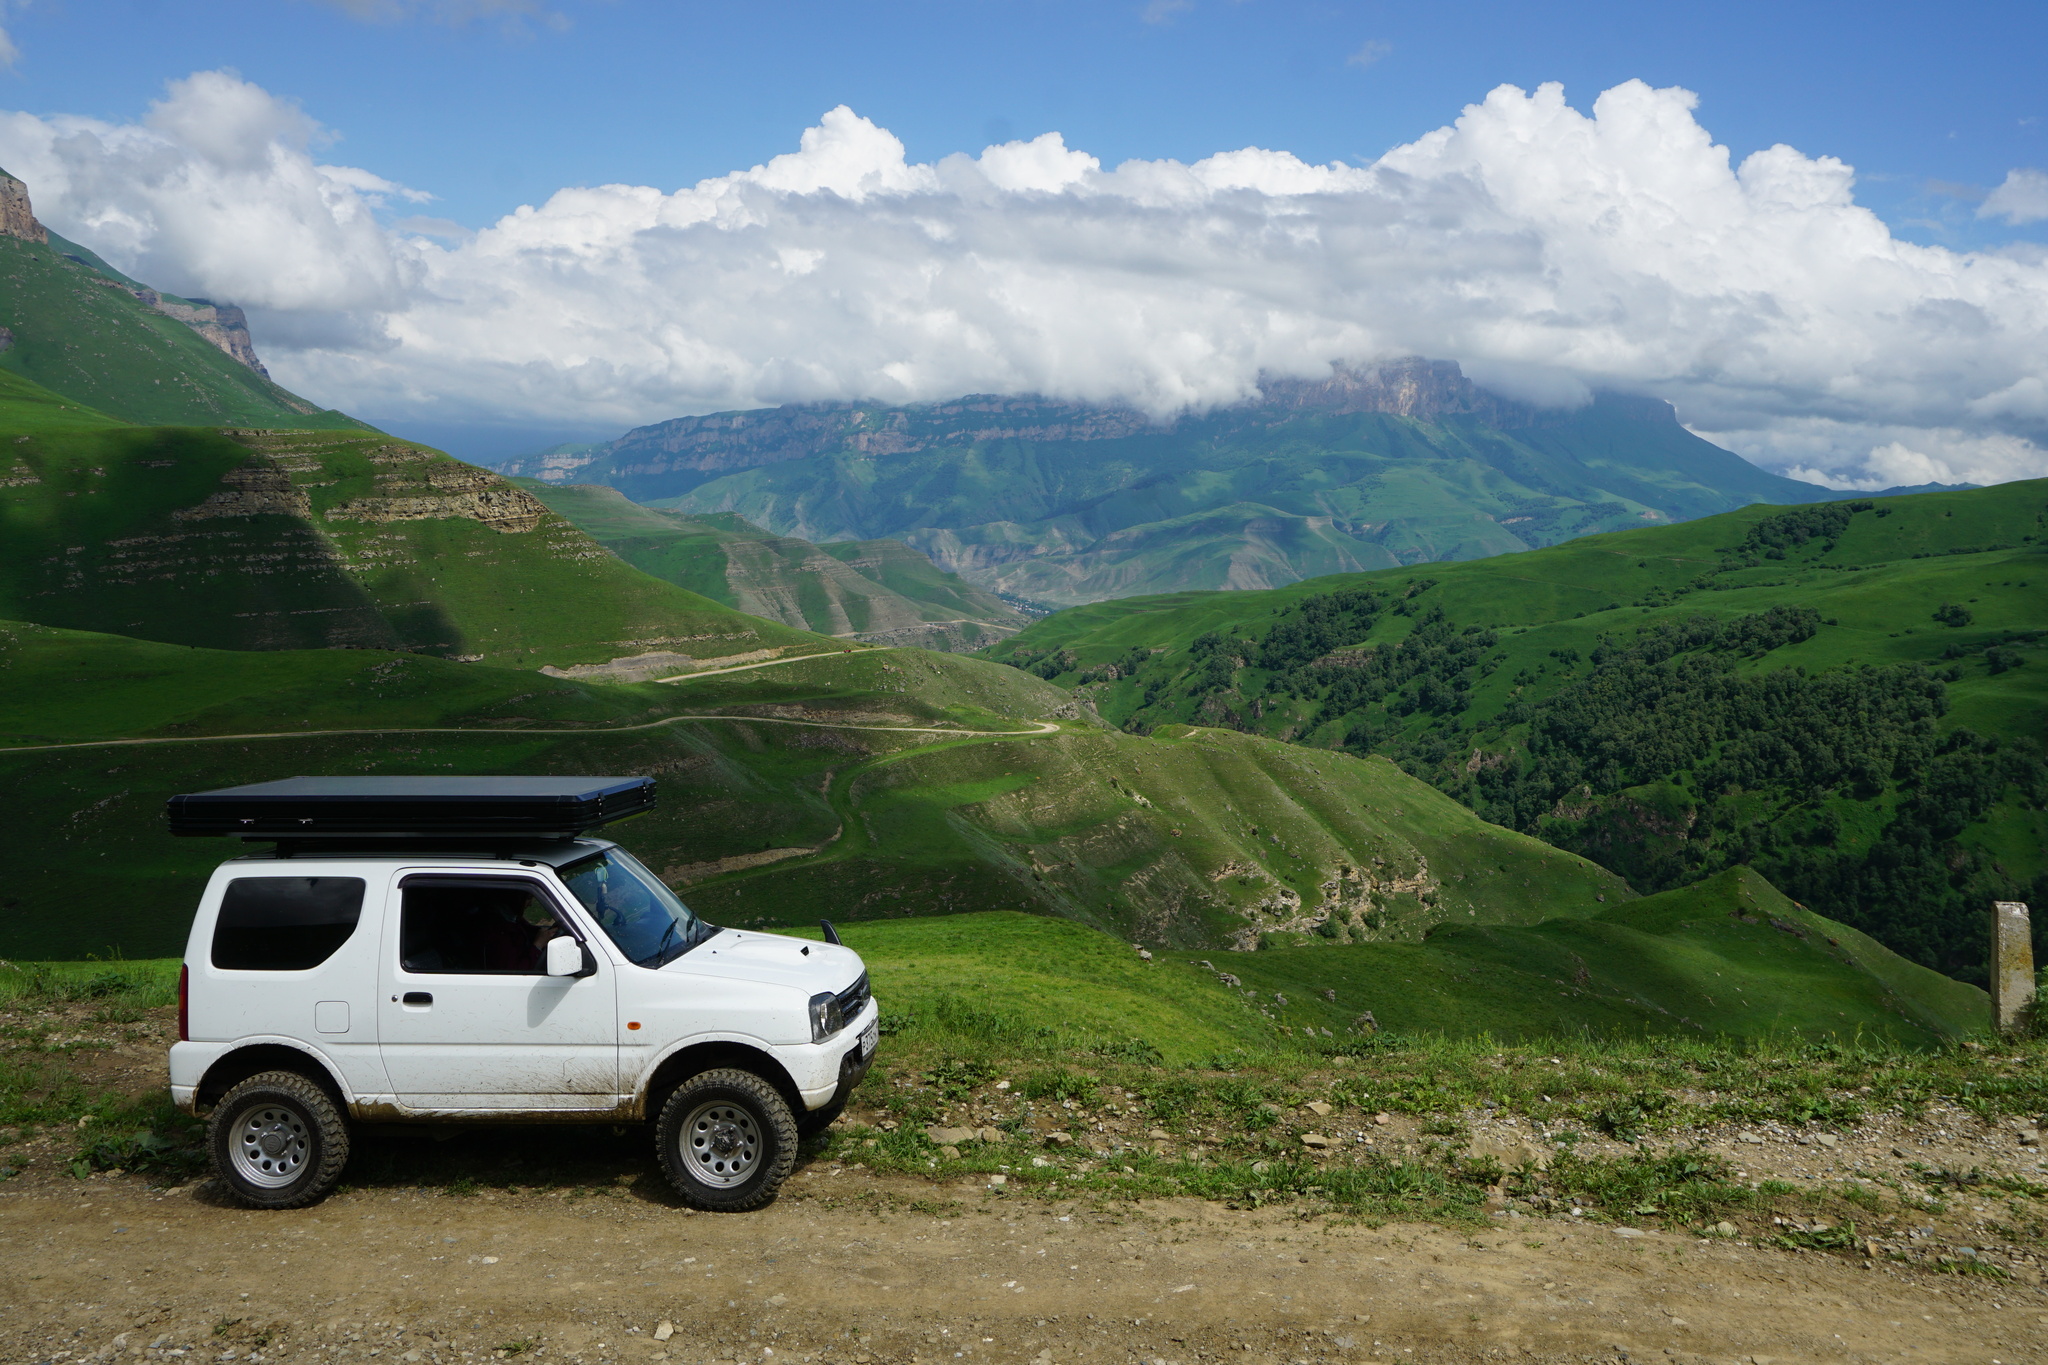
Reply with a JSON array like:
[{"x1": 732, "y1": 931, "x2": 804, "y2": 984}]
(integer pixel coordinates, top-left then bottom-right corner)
[{"x1": 177, "y1": 964, "x2": 190, "y2": 1042}]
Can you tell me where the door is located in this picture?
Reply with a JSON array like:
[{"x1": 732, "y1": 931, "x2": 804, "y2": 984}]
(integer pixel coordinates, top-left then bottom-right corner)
[{"x1": 376, "y1": 874, "x2": 618, "y2": 1112}]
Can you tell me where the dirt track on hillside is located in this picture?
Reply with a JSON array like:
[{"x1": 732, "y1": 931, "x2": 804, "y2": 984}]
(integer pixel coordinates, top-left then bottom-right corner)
[{"x1": 6, "y1": 1153, "x2": 2045, "y2": 1365}]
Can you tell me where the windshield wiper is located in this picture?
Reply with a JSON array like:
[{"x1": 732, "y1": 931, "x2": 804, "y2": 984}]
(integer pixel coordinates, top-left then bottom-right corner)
[{"x1": 645, "y1": 916, "x2": 681, "y2": 968}]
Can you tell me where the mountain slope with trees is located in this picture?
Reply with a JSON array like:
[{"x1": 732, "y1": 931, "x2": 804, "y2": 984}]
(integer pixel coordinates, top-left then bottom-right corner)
[{"x1": 989, "y1": 483, "x2": 2048, "y2": 983}]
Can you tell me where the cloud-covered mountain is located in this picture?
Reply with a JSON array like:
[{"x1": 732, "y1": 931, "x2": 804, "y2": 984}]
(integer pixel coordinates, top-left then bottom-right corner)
[
  {"x1": 500, "y1": 358, "x2": 1900, "y2": 607},
  {"x1": 3, "y1": 71, "x2": 2045, "y2": 489}
]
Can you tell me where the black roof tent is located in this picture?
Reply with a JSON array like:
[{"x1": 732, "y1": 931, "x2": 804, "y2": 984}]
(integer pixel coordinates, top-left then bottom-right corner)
[{"x1": 165, "y1": 776, "x2": 656, "y2": 843}]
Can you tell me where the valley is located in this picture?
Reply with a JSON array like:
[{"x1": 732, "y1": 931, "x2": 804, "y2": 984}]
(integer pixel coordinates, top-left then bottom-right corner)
[{"x1": 3, "y1": 25, "x2": 2048, "y2": 1365}]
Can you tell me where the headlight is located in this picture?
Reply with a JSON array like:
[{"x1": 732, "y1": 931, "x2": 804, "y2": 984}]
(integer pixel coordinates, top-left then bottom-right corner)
[{"x1": 809, "y1": 991, "x2": 846, "y2": 1042}]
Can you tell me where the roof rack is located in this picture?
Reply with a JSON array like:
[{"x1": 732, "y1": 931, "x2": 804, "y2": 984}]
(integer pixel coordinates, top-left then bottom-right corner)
[{"x1": 165, "y1": 776, "x2": 656, "y2": 843}]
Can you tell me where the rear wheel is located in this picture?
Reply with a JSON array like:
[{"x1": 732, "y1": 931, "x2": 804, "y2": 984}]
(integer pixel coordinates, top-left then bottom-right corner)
[
  {"x1": 655, "y1": 1068, "x2": 797, "y2": 1212},
  {"x1": 207, "y1": 1071, "x2": 350, "y2": 1209}
]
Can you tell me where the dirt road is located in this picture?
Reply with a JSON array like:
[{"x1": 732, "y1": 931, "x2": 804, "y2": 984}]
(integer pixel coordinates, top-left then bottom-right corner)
[{"x1": 5, "y1": 1155, "x2": 2043, "y2": 1365}]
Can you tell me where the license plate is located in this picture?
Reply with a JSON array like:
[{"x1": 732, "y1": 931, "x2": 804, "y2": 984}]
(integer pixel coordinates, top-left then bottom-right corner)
[{"x1": 858, "y1": 1022, "x2": 878, "y2": 1057}]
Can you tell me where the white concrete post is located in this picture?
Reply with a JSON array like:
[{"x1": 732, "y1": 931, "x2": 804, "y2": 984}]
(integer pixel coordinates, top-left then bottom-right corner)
[{"x1": 1991, "y1": 901, "x2": 2035, "y2": 1035}]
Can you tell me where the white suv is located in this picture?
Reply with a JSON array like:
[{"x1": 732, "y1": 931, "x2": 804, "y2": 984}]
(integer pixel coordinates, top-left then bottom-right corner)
[{"x1": 165, "y1": 777, "x2": 878, "y2": 1212}]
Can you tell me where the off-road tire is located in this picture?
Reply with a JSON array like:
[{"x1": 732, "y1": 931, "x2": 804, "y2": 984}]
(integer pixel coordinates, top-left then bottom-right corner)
[
  {"x1": 207, "y1": 1070, "x2": 351, "y2": 1209},
  {"x1": 656, "y1": 1068, "x2": 798, "y2": 1212},
  {"x1": 797, "y1": 1096, "x2": 847, "y2": 1140}
]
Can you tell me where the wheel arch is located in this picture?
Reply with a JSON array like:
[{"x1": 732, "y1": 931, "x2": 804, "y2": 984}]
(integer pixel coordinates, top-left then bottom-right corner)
[
  {"x1": 196, "y1": 1042, "x2": 349, "y2": 1114},
  {"x1": 640, "y1": 1040, "x2": 802, "y2": 1121}
]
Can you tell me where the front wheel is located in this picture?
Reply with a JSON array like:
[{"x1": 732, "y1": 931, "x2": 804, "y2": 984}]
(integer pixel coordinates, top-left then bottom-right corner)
[
  {"x1": 655, "y1": 1068, "x2": 798, "y2": 1212},
  {"x1": 206, "y1": 1071, "x2": 351, "y2": 1209}
]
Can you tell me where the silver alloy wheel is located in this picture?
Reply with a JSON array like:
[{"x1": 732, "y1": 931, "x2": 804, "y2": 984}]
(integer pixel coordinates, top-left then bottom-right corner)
[
  {"x1": 680, "y1": 1099, "x2": 762, "y2": 1187},
  {"x1": 230, "y1": 1104, "x2": 311, "y2": 1188}
]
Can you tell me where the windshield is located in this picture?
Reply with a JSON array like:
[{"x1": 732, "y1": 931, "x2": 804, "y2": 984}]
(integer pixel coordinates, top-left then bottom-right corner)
[{"x1": 558, "y1": 847, "x2": 712, "y2": 968}]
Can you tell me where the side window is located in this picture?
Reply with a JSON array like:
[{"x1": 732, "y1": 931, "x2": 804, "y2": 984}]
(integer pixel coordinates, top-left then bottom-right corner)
[
  {"x1": 400, "y1": 881, "x2": 567, "y2": 975},
  {"x1": 212, "y1": 877, "x2": 367, "y2": 972}
]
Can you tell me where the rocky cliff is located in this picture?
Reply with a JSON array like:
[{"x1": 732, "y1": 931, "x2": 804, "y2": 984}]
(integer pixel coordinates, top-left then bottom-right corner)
[
  {"x1": 95, "y1": 283, "x2": 272, "y2": 378},
  {"x1": 0, "y1": 169, "x2": 46, "y2": 244},
  {"x1": 534, "y1": 393, "x2": 1156, "y2": 488},
  {"x1": 154, "y1": 297, "x2": 270, "y2": 377}
]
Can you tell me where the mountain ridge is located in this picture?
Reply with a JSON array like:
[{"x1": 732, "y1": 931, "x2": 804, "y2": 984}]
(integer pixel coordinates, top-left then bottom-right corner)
[
  {"x1": 496, "y1": 358, "x2": 1791, "y2": 492},
  {"x1": 0, "y1": 167, "x2": 355, "y2": 429},
  {"x1": 493, "y1": 359, "x2": 1949, "y2": 607}
]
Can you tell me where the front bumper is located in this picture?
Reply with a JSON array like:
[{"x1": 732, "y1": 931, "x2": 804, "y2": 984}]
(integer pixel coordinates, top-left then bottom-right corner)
[
  {"x1": 825, "y1": 1023, "x2": 877, "y2": 1110},
  {"x1": 793, "y1": 1001, "x2": 879, "y2": 1110}
]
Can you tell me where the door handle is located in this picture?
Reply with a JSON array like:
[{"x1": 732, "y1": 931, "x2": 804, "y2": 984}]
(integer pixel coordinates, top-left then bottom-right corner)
[{"x1": 402, "y1": 991, "x2": 433, "y2": 1006}]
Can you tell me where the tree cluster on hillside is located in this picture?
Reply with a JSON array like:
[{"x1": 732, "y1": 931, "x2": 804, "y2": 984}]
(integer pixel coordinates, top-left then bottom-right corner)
[
  {"x1": 1000, "y1": 510, "x2": 2047, "y2": 982},
  {"x1": 1431, "y1": 619, "x2": 2044, "y2": 980}
]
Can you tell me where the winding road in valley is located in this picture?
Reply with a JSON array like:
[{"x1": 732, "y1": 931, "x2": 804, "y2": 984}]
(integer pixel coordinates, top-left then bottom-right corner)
[
  {"x1": 0, "y1": 641, "x2": 1065, "y2": 755},
  {"x1": 0, "y1": 646, "x2": 1071, "y2": 891}
]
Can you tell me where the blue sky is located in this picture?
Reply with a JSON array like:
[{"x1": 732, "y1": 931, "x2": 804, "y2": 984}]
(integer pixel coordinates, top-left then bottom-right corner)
[
  {"x1": 2, "y1": 1, "x2": 2045, "y2": 482},
  {"x1": 5, "y1": 0, "x2": 2043, "y2": 248}
]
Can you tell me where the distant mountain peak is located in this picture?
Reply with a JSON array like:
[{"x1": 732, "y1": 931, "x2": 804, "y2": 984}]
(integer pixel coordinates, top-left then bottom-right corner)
[{"x1": 1259, "y1": 357, "x2": 1522, "y2": 422}]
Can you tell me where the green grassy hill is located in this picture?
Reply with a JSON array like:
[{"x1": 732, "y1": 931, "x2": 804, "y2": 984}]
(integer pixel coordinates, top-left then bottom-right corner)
[
  {"x1": 988, "y1": 483, "x2": 2048, "y2": 983},
  {"x1": 0, "y1": 380, "x2": 817, "y2": 666},
  {"x1": 0, "y1": 232, "x2": 364, "y2": 429},
  {"x1": 1187, "y1": 867, "x2": 1987, "y2": 1045},
  {"x1": 520, "y1": 482, "x2": 1026, "y2": 652},
  {"x1": 0, "y1": 611, "x2": 1633, "y2": 961},
  {"x1": 809, "y1": 869, "x2": 1989, "y2": 1054}
]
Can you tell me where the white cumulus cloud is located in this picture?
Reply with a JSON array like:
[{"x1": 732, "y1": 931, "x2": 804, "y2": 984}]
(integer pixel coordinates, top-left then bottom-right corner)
[
  {"x1": 1980, "y1": 168, "x2": 2048, "y2": 225},
  {"x1": 2, "y1": 72, "x2": 2046, "y2": 488},
  {"x1": 0, "y1": 71, "x2": 415, "y2": 319}
]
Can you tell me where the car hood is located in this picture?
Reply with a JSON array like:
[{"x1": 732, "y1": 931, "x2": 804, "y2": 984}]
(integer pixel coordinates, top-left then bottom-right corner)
[{"x1": 663, "y1": 927, "x2": 865, "y2": 993}]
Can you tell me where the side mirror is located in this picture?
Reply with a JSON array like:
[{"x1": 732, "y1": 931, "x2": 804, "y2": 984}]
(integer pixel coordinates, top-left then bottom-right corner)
[{"x1": 545, "y1": 935, "x2": 586, "y2": 978}]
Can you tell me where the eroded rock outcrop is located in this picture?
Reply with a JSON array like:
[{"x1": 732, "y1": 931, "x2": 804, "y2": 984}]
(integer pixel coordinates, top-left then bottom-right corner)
[
  {"x1": 323, "y1": 447, "x2": 550, "y2": 533},
  {"x1": 1219, "y1": 852, "x2": 1439, "y2": 950},
  {"x1": 151, "y1": 296, "x2": 270, "y2": 377},
  {"x1": 173, "y1": 458, "x2": 314, "y2": 521},
  {"x1": 0, "y1": 169, "x2": 46, "y2": 244}
]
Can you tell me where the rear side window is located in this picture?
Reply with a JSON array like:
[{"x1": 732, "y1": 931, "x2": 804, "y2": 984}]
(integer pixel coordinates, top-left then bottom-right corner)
[{"x1": 211, "y1": 877, "x2": 367, "y2": 971}]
